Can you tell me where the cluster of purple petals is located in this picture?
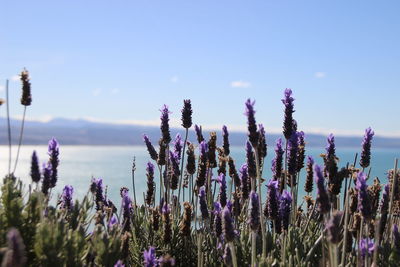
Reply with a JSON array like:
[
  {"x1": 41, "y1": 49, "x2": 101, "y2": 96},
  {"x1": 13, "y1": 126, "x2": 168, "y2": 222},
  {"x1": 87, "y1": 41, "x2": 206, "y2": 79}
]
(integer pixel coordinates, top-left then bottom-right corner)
[
  {"x1": 195, "y1": 124, "x2": 204, "y2": 143},
  {"x1": 217, "y1": 174, "x2": 227, "y2": 207},
  {"x1": 271, "y1": 138, "x2": 284, "y2": 181},
  {"x1": 160, "y1": 105, "x2": 171, "y2": 144},
  {"x1": 356, "y1": 172, "x2": 372, "y2": 219},
  {"x1": 314, "y1": 164, "x2": 331, "y2": 214},
  {"x1": 287, "y1": 132, "x2": 298, "y2": 176},
  {"x1": 61, "y1": 185, "x2": 74, "y2": 210},
  {"x1": 173, "y1": 134, "x2": 183, "y2": 160},
  {"x1": 360, "y1": 127, "x2": 374, "y2": 168},
  {"x1": 199, "y1": 186, "x2": 209, "y2": 219},
  {"x1": 279, "y1": 190, "x2": 292, "y2": 231},
  {"x1": 48, "y1": 138, "x2": 59, "y2": 188},
  {"x1": 248, "y1": 191, "x2": 260, "y2": 231},
  {"x1": 244, "y1": 99, "x2": 259, "y2": 147},
  {"x1": 359, "y1": 238, "x2": 374, "y2": 257}
]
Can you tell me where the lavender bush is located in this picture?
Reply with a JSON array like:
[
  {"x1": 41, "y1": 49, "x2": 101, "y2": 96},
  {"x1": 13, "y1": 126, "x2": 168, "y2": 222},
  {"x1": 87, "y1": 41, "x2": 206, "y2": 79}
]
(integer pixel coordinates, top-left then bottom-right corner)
[{"x1": 0, "y1": 71, "x2": 399, "y2": 266}]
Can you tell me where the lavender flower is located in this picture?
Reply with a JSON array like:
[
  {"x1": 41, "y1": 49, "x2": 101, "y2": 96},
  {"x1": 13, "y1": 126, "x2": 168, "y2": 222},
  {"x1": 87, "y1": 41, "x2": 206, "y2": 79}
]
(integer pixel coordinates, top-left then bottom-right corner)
[
  {"x1": 296, "y1": 131, "x2": 305, "y2": 172},
  {"x1": 279, "y1": 190, "x2": 292, "y2": 231},
  {"x1": 360, "y1": 127, "x2": 374, "y2": 168},
  {"x1": 249, "y1": 191, "x2": 260, "y2": 231},
  {"x1": 114, "y1": 260, "x2": 125, "y2": 267},
  {"x1": 216, "y1": 173, "x2": 227, "y2": 207},
  {"x1": 143, "y1": 135, "x2": 158, "y2": 161},
  {"x1": 91, "y1": 178, "x2": 104, "y2": 210},
  {"x1": 326, "y1": 211, "x2": 343, "y2": 244},
  {"x1": 48, "y1": 138, "x2": 59, "y2": 188},
  {"x1": 222, "y1": 125, "x2": 230, "y2": 156},
  {"x1": 181, "y1": 99, "x2": 193, "y2": 129},
  {"x1": 61, "y1": 185, "x2": 74, "y2": 210},
  {"x1": 222, "y1": 206, "x2": 235, "y2": 242},
  {"x1": 245, "y1": 99, "x2": 259, "y2": 147},
  {"x1": 185, "y1": 142, "x2": 196, "y2": 175},
  {"x1": 379, "y1": 184, "x2": 389, "y2": 236},
  {"x1": 41, "y1": 163, "x2": 52, "y2": 195},
  {"x1": 214, "y1": 202, "x2": 222, "y2": 237},
  {"x1": 30, "y1": 151, "x2": 41, "y2": 183},
  {"x1": 246, "y1": 141, "x2": 256, "y2": 179},
  {"x1": 324, "y1": 134, "x2": 338, "y2": 183},
  {"x1": 169, "y1": 151, "x2": 180, "y2": 190},
  {"x1": 326, "y1": 133, "x2": 336, "y2": 158},
  {"x1": 287, "y1": 132, "x2": 298, "y2": 177},
  {"x1": 2, "y1": 228, "x2": 26, "y2": 267},
  {"x1": 122, "y1": 193, "x2": 132, "y2": 231},
  {"x1": 257, "y1": 123, "x2": 267, "y2": 160},
  {"x1": 356, "y1": 172, "x2": 372, "y2": 220},
  {"x1": 239, "y1": 164, "x2": 249, "y2": 200},
  {"x1": 228, "y1": 157, "x2": 241, "y2": 188},
  {"x1": 265, "y1": 180, "x2": 280, "y2": 220},
  {"x1": 194, "y1": 124, "x2": 204, "y2": 143},
  {"x1": 162, "y1": 204, "x2": 172, "y2": 244},
  {"x1": 304, "y1": 156, "x2": 314, "y2": 193},
  {"x1": 207, "y1": 132, "x2": 217, "y2": 168},
  {"x1": 282, "y1": 88, "x2": 295, "y2": 139},
  {"x1": 143, "y1": 246, "x2": 157, "y2": 267},
  {"x1": 108, "y1": 215, "x2": 118, "y2": 228},
  {"x1": 359, "y1": 238, "x2": 374, "y2": 257},
  {"x1": 160, "y1": 105, "x2": 171, "y2": 144},
  {"x1": 196, "y1": 141, "x2": 208, "y2": 187},
  {"x1": 314, "y1": 164, "x2": 330, "y2": 214},
  {"x1": 146, "y1": 162, "x2": 155, "y2": 206},
  {"x1": 173, "y1": 133, "x2": 183, "y2": 160},
  {"x1": 20, "y1": 69, "x2": 32, "y2": 106},
  {"x1": 157, "y1": 138, "x2": 166, "y2": 166},
  {"x1": 199, "y1": 186, "x2": 209, "y2": 219},
  {"x1": 271, "y1": 138, "x2": 284, "y2": 181}
]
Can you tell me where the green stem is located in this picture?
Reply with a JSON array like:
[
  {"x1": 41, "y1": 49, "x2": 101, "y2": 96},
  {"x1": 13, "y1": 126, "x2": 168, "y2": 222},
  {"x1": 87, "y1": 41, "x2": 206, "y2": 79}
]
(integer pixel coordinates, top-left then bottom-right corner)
[
  {"x1": 12, "y1": 106, "x2": 27, "y2": 174},
  {"x1": 6, "y1": 80, "x2": 12, "y2": 175},
  {"x1": 177, "y1": 128, "x2": 189, "y2": 202},
  {"x1": 254, "y1": 149, "x2": 266, "y2": 258}
]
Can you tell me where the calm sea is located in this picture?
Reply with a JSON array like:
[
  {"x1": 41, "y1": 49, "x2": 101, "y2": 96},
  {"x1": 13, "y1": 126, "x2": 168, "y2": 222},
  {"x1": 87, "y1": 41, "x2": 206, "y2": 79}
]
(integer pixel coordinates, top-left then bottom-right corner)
[{"x1": 0, "y1": 145, "x2": 398, "y2": 206}]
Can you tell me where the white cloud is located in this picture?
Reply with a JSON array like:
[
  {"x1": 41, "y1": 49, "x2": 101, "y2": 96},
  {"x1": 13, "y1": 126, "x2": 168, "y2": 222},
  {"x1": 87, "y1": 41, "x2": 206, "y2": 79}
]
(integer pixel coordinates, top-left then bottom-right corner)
[
  {"x1": 170, "y1": 76, "x2": 179, "y2": 83},
  {"x1": 92, "y1": 88, "x2": 101, "y2": 96},
  {"x1": 11, "y1": 75, "x2": 20, "y2": 81},
  {"x1": 231, "y1": 80, "x2": 251, "y2": 88},
  {"x1": 314, "y1": 72, "x2": 326, "y2": 78},
  {"x1": 111, "y1": 88, "x2": 120, "y2": 95}
]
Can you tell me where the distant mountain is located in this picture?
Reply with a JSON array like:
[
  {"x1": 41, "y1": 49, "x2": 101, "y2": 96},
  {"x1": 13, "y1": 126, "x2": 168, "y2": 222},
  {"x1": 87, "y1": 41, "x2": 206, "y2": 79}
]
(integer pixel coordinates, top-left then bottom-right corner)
[{"x1": 0, "y1": 117, "x2": 400, "y2": 148}]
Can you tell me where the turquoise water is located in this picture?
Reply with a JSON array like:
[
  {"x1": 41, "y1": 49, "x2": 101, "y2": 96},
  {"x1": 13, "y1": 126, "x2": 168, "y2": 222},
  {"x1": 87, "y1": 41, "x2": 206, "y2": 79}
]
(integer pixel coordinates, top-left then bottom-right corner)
[{"x1": 0, "y1": 145, "x2": 398, "y2": 206}]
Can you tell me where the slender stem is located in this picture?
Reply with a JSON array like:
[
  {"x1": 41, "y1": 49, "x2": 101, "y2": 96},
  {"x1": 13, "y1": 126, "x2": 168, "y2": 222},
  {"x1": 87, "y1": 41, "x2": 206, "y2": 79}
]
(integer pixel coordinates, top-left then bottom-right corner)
[
  {"x1": 12, "y1": 106, "x2": 27, "y2": 174},
  {"x1": 254, "y1": 149, "x2": 266, "y2": 258},
  {"x1": 6, "y1": 80, "x2": 12, "y2": 175},
  {"x1": 131, "y1": 157, "x2": 137, "y2": 208},
  {"x1": 251, "y1": 231, "x2": 257, "y2": 267},
  {"x1": 229, "y1": 242, "x2": 238, "y2": 267},
  {"x1": 178, "y1": 128, "x2": 189, "y2": 202}
]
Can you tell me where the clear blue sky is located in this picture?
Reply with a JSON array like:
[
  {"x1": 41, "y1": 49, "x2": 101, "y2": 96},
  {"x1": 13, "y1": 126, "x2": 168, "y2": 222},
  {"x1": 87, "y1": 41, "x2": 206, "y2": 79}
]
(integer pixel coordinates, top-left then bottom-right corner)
[{"x1": 1, "y1": 1, "x2": 399, "y2": 137}]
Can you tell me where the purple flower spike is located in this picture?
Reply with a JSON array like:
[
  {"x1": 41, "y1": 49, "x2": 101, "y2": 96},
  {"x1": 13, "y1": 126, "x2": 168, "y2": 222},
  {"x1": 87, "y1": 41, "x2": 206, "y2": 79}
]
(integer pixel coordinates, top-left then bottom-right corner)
[
  {"x1": 143, "y1": 246, "x2": 157, "y2": 267},
  {"x1": 248, "y1": 191, "x2": 260, "y2": 231},
  {"x1": 360, "y1": 127, "x2": 374, "y2": 168},
  {"x1": 296, "y1": 131, "x2": 305, "y2": 172},
  {"x1": 214, "y1": 202, "x2": 222, "y2": 237},
  {"x1": 304, "y1": 156, "x2": 314, "y2": 193},
  {"x1": 108, "y1": 215, "x2": 118, "y2": 228},
  {"x1": 143, "y1": 134, "x2": 158, "y2": 161},
  {"x1": 114, "y1": 260, "x2": 125, "y2": 267},
  {"x1": 160, "y1": 104, "x2": 171, "y2": 144},
  {"x1": 61, "y1": 185, "x2": 74, "y2": 210},
  {"x1": 314, "y1": 164, "x2": 330, "y2": 214},
  {"x1": 91, "y1": 177, "x2": 104, "y2": 210},
  {"x1": 325, "y1": 134, "x2": 336, "y2": 158},
  {"x1": 122, "y1": 193, "x2": 132, "y2": 231},
  {"x1": 279, "y1": 190, "x2": 292, "y2": 231},
  {"x1": 265, "y1": 179, "x2": 280, "y2": 220},
  {"x1": 246, "y1": 140, "x2": 256, "y2": 179},
  {"x1": 271, "y1": 138, "x2": 284, "y2": 181},
  {"x1": 199, "y1": 141, "x2": 208, "y2": 159},
  {"x1": 173, "y1": 133, "x2": 183, "y2": 160},
  {"x1": 359, "y1": 238, "x2": 374, "y2": 258},
  {"x1": 222, "y1": 125, "x2": 230, "y2": 156},
  {"x1": 356, "y1": 172, "x2": 372, "y2": 219},
  {"x1": 4, "y1": 228, "x2": 26, "y2": 267},
  {"x1": 257, "y1": 123, "x2": 267, "y2": 159},
  {"x1": 282, "y1": 88, "x2": 295, "y2": 139},
  {"x1": 222, "y1": 206, "x2": 235, "y2": 242},
  {"x1": 245, "y1": 99, "x2": 259, "y2": 147},
  {"x1": 48, "y1": 138, "x2": 59, "y2": 188},
  {"x1": 194, "y1": 124, "x2": 204, "y2": 143},
  {"x1": 41, "y1": 163, "x2": 52, "y2": 195},
  {"x1": 239, "y1": 164, "x2": 250, "y2": 200},
  {"x1": 30, "y1": 151, "x2": 41, "y2": 183},
  {"x1": 217, "y1": 173, "x2": 227, "y2": 207},
  {"x1": 287, "y1": 132, "x2": 299, "y2": 177},
  {"x1": 181, "y1": 99, "x2": 193, "y2": 129},
  {"x1": 199, "y1": 186, "x2": 209, "y2": 220}
]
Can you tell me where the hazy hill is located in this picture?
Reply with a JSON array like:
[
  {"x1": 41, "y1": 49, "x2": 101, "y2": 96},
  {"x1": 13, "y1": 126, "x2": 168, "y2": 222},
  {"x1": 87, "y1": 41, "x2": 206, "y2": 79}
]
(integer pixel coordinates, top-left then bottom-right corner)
[{"x1": 1, "y1": 117, "x2": 400, "y2": 149}]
